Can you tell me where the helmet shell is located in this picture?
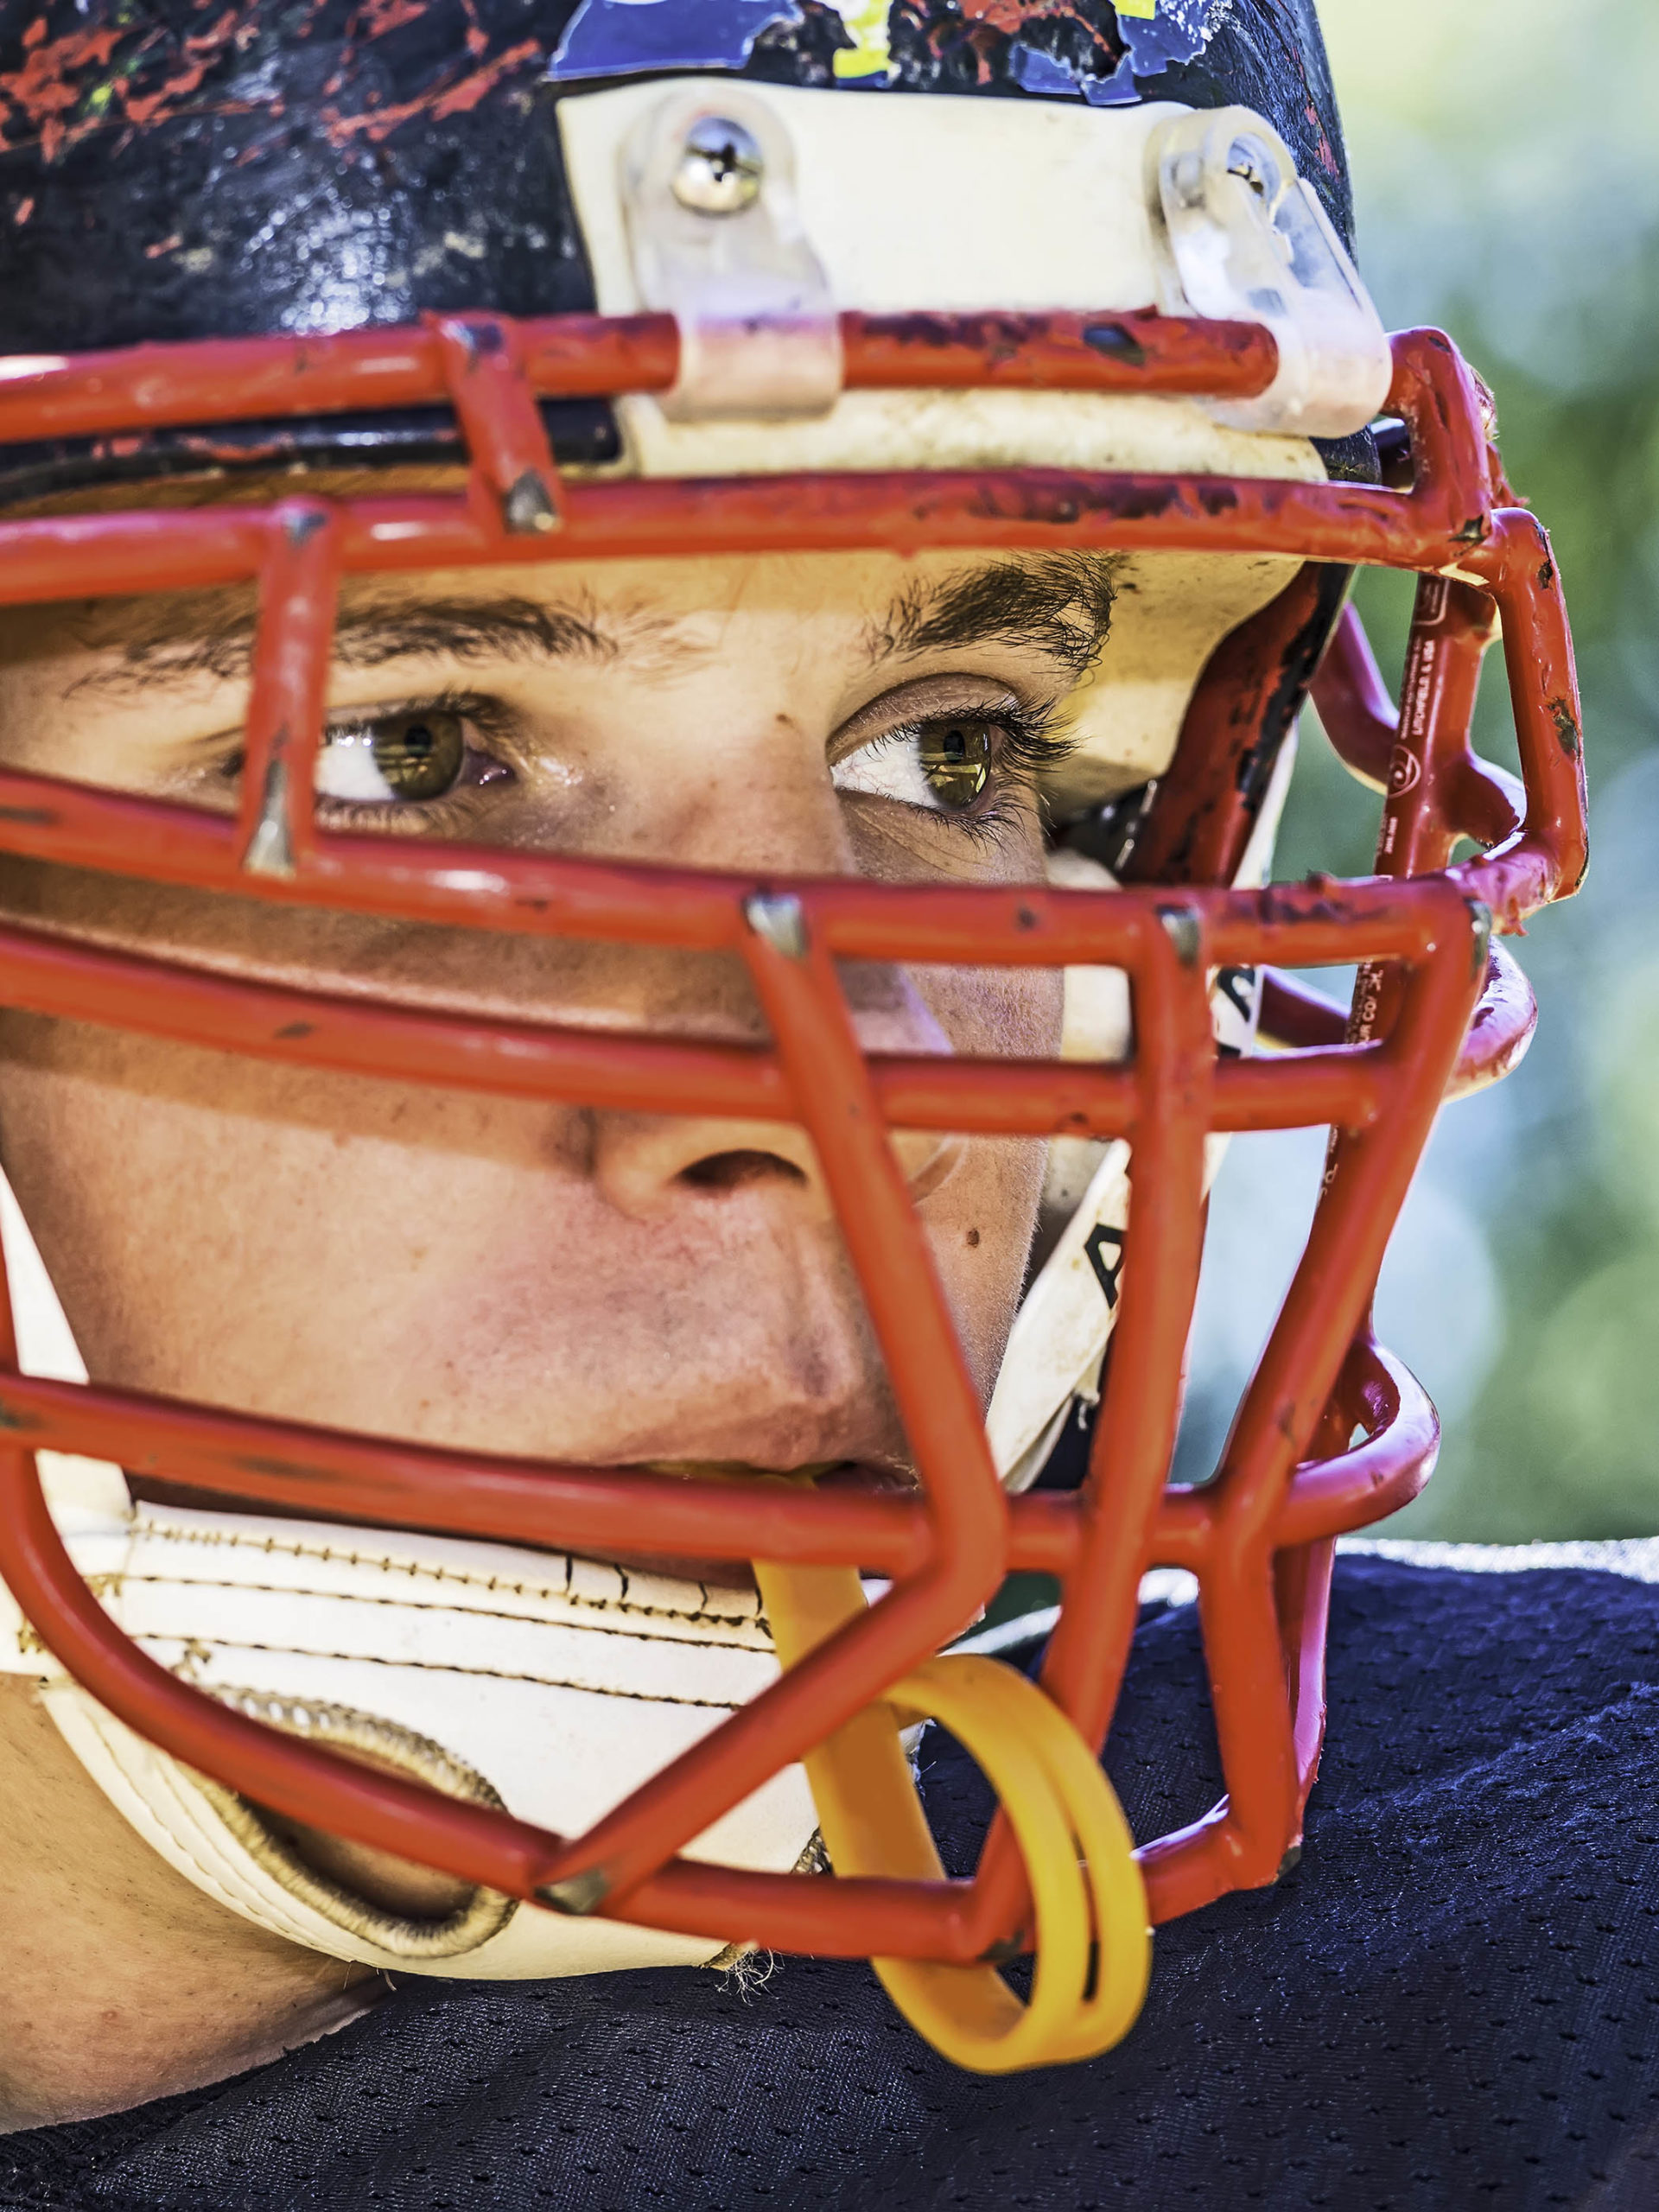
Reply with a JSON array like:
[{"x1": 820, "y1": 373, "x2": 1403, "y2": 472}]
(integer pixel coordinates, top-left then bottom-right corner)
[{"x1": 0, "y1": 0, "x2": 1355, "y2": 492}]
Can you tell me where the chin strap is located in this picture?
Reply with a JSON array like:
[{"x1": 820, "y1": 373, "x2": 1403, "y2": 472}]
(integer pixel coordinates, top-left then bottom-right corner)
[
  {"x1": 6, "y1": 1485, "x2": 824, "y2": 1977},
  {"x1": 988, "y1": 731, "x2": 1297, "y2": 1492}
]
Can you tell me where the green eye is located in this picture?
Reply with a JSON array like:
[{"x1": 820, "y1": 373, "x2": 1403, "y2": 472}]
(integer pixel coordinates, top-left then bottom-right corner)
[
  {"x1": 918, "y1": 719, "x2": 995, "y2": 810},
  {"x1": 368, "y1": 708, "x2": 466, "y2": 801}
]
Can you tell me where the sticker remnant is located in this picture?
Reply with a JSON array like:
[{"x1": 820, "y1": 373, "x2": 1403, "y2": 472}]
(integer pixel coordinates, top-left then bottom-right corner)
[
  {"x1": 830, "y1": 0, "x2": 891, "y2": 79},
  {"x1": 549, "y1": 0, "x2": 804, "y2": 81},
  {"x1": 540, "y1": 0, "x2": 1224, "y2": 103},
  {"x1": 1008, "y1": 37, "x2": 1135, "y2": 103},
  {"x1": 993, "y1": 0, "x2": 1229, "y2": 108},
  {"x1": 1115, "y1": 0, "x2": 1232, "y2": 73}
]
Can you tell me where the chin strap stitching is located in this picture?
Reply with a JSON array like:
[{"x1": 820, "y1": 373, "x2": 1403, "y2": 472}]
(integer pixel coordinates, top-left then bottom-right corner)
[
  {"x1": 107, "y1": 1572, "x2": 775, "y2": 1650},
  {"x1": 124, "y1": 1516, "x2": 765, "y2": 1626}
]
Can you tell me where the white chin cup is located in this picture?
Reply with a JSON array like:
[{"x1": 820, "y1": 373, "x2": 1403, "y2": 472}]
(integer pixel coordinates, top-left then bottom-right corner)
[{"x1": 26, "y1": 1504, "x2": 821, "y2": 1978}]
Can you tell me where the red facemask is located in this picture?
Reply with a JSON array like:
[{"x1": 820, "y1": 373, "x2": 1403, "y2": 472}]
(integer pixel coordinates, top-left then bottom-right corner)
[{"x1": 0, "y1": 305, "x2": 1586, "y2": 2070}]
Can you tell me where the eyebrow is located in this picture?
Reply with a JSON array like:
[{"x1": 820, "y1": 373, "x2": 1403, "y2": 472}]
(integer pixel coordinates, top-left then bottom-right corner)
[
  {"x1": 65, "y1": 551, "x2": 1122, "y2": 698},
  {"x1": 863, "y1": 553, "x2": 1122, "y2": 683},
  {"x1": 67, "y1": 589, "x2": 631, "y2": 697}
]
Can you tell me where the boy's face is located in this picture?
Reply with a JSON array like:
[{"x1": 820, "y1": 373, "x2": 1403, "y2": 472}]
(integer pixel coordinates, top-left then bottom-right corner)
[{"x1": 0, "y1": 542, "x2": 1104, "y2": 1500}]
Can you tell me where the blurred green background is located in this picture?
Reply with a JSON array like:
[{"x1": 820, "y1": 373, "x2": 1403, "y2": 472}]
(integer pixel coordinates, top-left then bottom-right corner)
[{"x1": 1179, "y1": 0, "x2": 1659, "y2": 1539}]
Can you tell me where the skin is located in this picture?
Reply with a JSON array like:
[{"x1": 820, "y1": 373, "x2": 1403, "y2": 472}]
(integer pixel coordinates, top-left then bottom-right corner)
[{"x1": 0, "y1": 516, "x2": 1118, "y2": 2126}]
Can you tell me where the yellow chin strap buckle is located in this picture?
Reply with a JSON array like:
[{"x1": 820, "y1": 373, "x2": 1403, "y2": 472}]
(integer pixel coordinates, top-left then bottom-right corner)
[{"x1": 756, "y1": 1563, "x2": 1151, "y2": 2075}]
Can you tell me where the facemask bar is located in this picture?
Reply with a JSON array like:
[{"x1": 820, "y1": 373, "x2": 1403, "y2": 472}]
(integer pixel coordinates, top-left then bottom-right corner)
[{"x1": 0, "y1": 310, "x2": 1586, "y2": 1996}]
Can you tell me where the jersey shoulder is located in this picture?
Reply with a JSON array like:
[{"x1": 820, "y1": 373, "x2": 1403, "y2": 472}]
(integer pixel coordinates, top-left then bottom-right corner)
[{"x1": 4, "y1": 1550, "x2": 1657, "y2": 2212}]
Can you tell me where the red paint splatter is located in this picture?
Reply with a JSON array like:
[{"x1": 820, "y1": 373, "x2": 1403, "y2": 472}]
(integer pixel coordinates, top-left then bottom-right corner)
[
  {"x1": 958, "y1": 0, "x2": 1076, "y2": 33},
  {"x1": 0, "y1": 26, "x2": 124, "y2": 124},
  {"x1": 123, "y1": 6, "x2": 241, "y2": 124},
  {"x1": 320, "y1": 35, "x2": 541, "y2": 145},
  {"x1": 0, "y1": 5, "x2": 268, "y2": 161},
  {"x1": 1303, "y1": 99, "x2": 1338, "y2": 179},
  {"x1": 0, "y1": 22, "x2": 124, "y2": 163},
  {"x1": 123, "y1": 63, "x2": 210, "y2": 125},
  {"x1": 0, "y1": 0, "x2": 546, "y2": 166},
  {"x1": 347, "y1": 0, "x2": 429, "y2": 45}
]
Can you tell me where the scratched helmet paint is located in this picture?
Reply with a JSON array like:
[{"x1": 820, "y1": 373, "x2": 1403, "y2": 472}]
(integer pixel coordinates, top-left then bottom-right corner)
[{"x1": 0, "y1": 0, "x2": 1586, "y2": 2073}]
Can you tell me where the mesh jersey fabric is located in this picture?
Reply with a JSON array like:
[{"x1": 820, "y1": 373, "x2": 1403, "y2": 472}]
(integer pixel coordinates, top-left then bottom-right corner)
[{"x1": 3, "y1": 1552, "x2": 1658, "y2": 2212}]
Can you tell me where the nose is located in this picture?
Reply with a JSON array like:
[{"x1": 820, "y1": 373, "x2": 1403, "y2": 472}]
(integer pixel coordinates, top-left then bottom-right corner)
[
  {"x1": 593, "y1": 1110, "x2": 961, "y2": 1224},
  {"x1": 584, "y1": 707, "x2": 972, "y2": 1224},
  {"x1": 592, "y1": 962, "x2": 964, "y2": 1224}
]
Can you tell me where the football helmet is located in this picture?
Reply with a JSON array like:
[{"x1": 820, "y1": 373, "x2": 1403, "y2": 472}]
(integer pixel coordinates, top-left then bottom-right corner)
[{"x1": 0, "y1": 0, "x2": 1586, "y2": 2072}]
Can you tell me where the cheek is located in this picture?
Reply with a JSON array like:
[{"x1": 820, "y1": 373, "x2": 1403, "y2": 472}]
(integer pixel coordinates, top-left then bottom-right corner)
[
  {"x1": 904, "y1": 969, "x2": 1059, "y2": 1394},
  {"x1": 910, "y1": 960, "x2": 1065, "y2": 1060},
  {"x1": 923, "y1": 1135, "x2": 1049, "y2": 1402},
  {"x1": 0, "y1": 958, "x2": 1062, "y2": 1438},
  {"x1": 0, "y1": 1018, "x2": 530, "y2": 1397},
  {"x1": 899, "y1": 967, "x2": 1062, "y2": 1395},
  {"x1": 0, "y1": 1020, "x2": 908, "y2": 1469}
]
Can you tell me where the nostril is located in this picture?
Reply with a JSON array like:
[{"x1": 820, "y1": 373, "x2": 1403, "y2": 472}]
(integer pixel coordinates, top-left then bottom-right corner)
[
  {"x1": 678, "y1": 1148, "x2": 810, "y2": 1193},
  {"x1": 594, "y1": 1118, "x2": 830, "y2": 1221}
]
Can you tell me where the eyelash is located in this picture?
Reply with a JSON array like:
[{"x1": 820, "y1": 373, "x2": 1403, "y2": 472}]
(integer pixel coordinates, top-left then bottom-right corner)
[
  {"x1": 216, "y1": 690, "x2": 518, "y2": 834},
  {"x1": 981, "y1": 697, "x2": 1074, "y2": 788},
  {"x1": 853, "y1": 697, "x2": 1077, "y2": 844}
]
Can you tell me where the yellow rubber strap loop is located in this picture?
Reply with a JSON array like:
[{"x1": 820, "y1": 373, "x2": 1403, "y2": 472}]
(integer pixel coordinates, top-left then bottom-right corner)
[{"x1": 757, "y1": 1564, "x2": 1151, "y2": 2074}]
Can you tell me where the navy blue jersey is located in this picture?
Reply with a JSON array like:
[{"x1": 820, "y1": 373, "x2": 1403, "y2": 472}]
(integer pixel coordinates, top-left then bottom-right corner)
[{"x1": 6, "y1": 1552, "x2": 1659, "y2": 2211}]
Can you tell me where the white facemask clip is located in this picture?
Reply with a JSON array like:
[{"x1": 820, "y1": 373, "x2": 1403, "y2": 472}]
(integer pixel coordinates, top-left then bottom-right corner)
[{"x1": 1147, "y1": 105, "x2": 1391, "y2": 439}]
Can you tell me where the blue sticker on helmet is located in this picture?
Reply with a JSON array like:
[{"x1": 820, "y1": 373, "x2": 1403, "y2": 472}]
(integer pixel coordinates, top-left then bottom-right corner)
[
  {"x1": 549, "y1": 0, "x2": 804, "y2": 82},
  {"x1": 1007, "y1": 40, "x2": 1138, "y2": 105},
  {"x1": 1005, "y1": 41, "x2": 1077, "y2": 97}
]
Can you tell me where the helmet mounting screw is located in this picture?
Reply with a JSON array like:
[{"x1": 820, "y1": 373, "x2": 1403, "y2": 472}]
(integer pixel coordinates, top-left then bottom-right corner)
[
  {"x1": 671, "y1": 117, "x2": 764, "y2": 216},
  {"x1": 744, "y1": 891, "x2": 810, "y2": 960}
]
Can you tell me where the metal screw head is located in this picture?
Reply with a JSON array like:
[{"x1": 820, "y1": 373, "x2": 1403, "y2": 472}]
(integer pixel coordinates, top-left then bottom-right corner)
[
  {"x1": 743, "y1": 889, "x2": 809, "y2": 960},
  {"x1": 1155, "y1": 902, "x2": 1202, "y2": 971},
  {"x1": 671, "y1": 116, "x2": 763, "y2": 216}
]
